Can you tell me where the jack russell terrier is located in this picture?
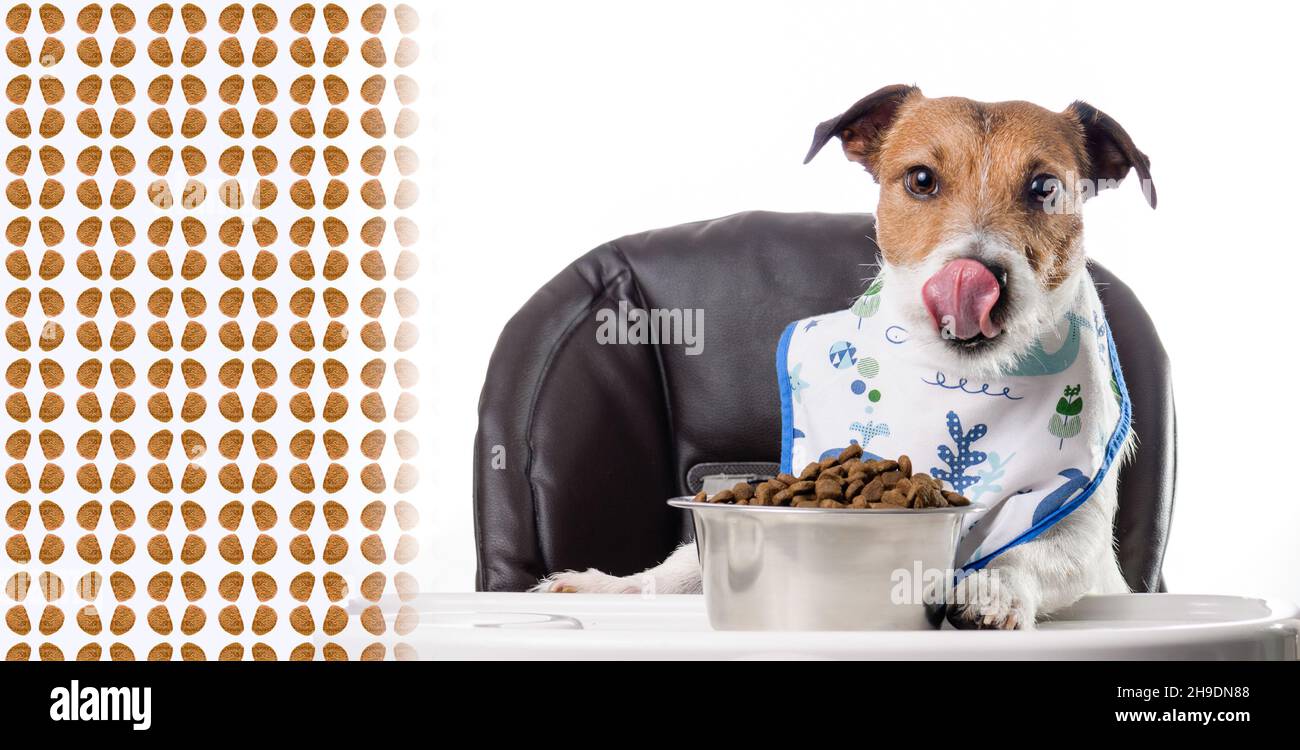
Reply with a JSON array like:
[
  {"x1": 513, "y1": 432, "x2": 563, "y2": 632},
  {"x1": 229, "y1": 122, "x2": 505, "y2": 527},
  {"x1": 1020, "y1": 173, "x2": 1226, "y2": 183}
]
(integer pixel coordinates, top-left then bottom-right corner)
[{"x1": 535, "y1": 85, "x2": 1155, "y2": 629}]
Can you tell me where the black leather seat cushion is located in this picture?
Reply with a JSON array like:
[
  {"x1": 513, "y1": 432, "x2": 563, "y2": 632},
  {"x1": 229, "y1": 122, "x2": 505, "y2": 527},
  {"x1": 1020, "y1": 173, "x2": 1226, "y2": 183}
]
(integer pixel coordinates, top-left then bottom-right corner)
[{"x1": 474, "y1": 211, "x2": 1175, "y2": 592}]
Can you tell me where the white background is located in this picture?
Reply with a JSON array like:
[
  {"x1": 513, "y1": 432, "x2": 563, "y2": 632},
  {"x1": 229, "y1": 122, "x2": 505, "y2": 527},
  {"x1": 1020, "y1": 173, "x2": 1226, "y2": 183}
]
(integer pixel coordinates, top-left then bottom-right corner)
[{"x1": 426, "y1": 0, "x2": 1300, "y2": 603}]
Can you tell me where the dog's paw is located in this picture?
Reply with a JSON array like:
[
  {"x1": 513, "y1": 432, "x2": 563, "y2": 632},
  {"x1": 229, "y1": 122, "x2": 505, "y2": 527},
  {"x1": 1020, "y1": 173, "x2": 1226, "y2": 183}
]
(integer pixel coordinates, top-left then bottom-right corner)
[
  {"x1": 531, "y1": 569, "x2": 644, "y2": 594},
  {"x1": 946, "y1": 569, "x2": 1034, "y2": 630}
]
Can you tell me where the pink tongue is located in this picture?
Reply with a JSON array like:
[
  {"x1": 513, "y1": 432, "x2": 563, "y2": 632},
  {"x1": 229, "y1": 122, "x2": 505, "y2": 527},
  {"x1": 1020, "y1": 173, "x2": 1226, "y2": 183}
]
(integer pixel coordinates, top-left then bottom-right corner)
[{"x1": 921, "y1": 259, "x2": 1002, "y2": 340}]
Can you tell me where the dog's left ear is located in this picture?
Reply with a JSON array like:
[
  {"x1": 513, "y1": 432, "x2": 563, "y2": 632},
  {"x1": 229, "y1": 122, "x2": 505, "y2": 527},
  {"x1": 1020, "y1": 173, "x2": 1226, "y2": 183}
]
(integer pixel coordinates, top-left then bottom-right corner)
[
  {"x1": 1065, "y1": 101, "x2": 1157, "y2": 209},
  {"x1": 803, "y1": 84, "x2": 919, "y2": 177}
]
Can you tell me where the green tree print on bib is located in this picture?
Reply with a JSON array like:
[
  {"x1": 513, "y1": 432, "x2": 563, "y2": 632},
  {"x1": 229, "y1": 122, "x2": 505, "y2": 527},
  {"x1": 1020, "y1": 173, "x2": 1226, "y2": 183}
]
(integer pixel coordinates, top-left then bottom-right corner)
[{"x1": 1049, "y1": 384, "x2": 1084, "y2": 450}]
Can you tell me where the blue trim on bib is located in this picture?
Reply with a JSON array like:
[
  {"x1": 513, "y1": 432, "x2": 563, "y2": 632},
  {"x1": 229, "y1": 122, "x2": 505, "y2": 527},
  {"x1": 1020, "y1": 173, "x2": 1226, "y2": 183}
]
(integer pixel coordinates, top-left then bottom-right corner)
[
  {"x1": 776, "y1": 320, "x2": 798, "y2": 475},
  {"x1": 962, "y1": 317, "x2": 1132, "y2": 571}
]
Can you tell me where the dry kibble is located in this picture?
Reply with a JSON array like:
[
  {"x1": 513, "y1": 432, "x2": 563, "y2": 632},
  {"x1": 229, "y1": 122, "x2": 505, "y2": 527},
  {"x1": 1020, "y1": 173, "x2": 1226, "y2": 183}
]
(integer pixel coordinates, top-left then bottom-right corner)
[
  {"x1": 322, "y1": 572, "x2": 347, "y2": 602},
  {"x1": 7, "y1": 22, "x2": 428, "y2": 661},
  {"x1": 358, "y1": 499, "x2": 382, "y2": 530},
  {"x1": 218, "y1": 535, "x2": 242, "y2": 564},
  {"x1": 108, "y1": 501, "x2": 134, "y2": 531},
  {"x1": 180, "y1": 606, "x2": 205, "y2": 636},
  {"x1": 251, "y1": 501, "x2": 276, "y2": 531},
  {"x1": 217, "y1": 499, "x2": 243, "y2": 530},
  {"x1": 218, "y1": 605, "x2": 242, "y2": 635},
  {"x1": 360, "y1": 606, "x2": 385, "y2": 635},
  {"x1": 107, "y1": 572, "x2": 134, "y2": 602},
  {"x1": 39, "y1": 605, "x2": 65, "y2": 635},
  {"x1": 360, "y1": 572, "x2": 386, "y2": 601},
  {"x1": 394, "y1": 251, "x2": 419, "y2": 279},
  {"x1": 217, "y1": 572, "x2": 242, "y2": 602},
  {"x1": 5, "y1": 431, "x2": 28, "y2": 460},
  {"x1": 251, "y1": 533, "x2": 275, "y2": 564},
  {"x1": 109, "y1": 605, "x2": 134, "y2": 636},
  {"x1": 361, "y1": 3, "x2": 386, "y2": 32},
  {"x1": 179, "y1": 2, "x2": 204, "y2": 32},
  {"x1": 289, "y1": 463, "x2": 314, "y2": 492},
  {"x1": 147, "y1": 572, "x2": 172, "y2": 601},
  {"x1": 322, "y1": 3, "x2": 347, "y2": 32},
  {"x1": 289, "y1": 3, "x2": 314, "y2": 31},
  {"x1": 354, "y1": 73, "x2": 384, "y2": 105},
  {"x1": 148, "y1": 4, "x2": 173, "y2": 32},
  {"x1": 395, "y1": 464, "x2": 419, "y2": 493},
  {"x1": 251, "y1": 358, "x2": 276, "y2": 388},
  {"x1": 5, "y1": 535, "x2": 31, "y2": 563},
  {"x1": 76, "y1": 501, "x2": 102, "y2": 530},
  {"x1": 289, "y1": 534, "x2": 313, "y2": 563},
  {"x1": 322, "y1": 534, "x2": 347, "y2": 563},
  {"x1": 179, "y1": 501, "x2": 205, "y2": 532},
  {"x1": 322, "y1": 610, "x2": 347, "y2": 639},
  {"x1": 148, "y1": 499, "x2": 174, "y2": 530},
  {"x1": 144, "y1": 533, "x2": 170, "y2": 563},
  {"x1": 395, "y1": 502, "x2": 419, "y2": 531},
  {"x1": 251, "y1": 571, "x2": 276, "y2": 601},
  {"x1": 324, "y1": 358, "x2": 350, "y2": 387},
  {"x1": 286, "y1": 431, "x2": 313, "y2": 461},
  {"x1": 289, "y1": 606, "x2": 314, "y2": 635},
  {"x1": 251, "y1": 3, "x2": 275, "y2": 32},
  {"x1": 288, "y1": 500, "x2": 314, "y2": 531},
  {"x1": 697, "y1": 449, "x2": 971, "y2": 510},
  {"x1": 172, "y1": 428, "x2": 202, "y2": 460},
  {"x1": 322, "y1": 38, "x2": 347, "y2": 68},
  {"x1": 77, "y1": 607, "x2": 102, "y2": 636},
  {"x1": 392, "y1": 428, "x2": 418, "y2": 460},
  {"x1": 289, "y1": 572, "x2": 314, "y2": 601},
  {"x1": 360, "y1": 535, "x2": 385, "y2": 563},
  {"x1": 394, "y1": 393, "x2": 419, "y2": 422}
]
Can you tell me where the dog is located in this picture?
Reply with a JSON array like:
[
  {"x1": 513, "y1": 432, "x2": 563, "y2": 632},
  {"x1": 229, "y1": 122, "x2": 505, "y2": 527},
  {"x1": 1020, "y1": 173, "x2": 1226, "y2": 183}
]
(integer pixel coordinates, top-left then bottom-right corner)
[{"x1": 534, "y1": 85, "x2": 1155, "y2": 629}]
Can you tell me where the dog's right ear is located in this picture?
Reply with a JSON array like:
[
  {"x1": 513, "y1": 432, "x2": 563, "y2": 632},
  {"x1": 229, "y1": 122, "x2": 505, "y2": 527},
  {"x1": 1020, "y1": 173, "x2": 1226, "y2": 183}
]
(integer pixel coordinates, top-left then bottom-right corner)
[
  {"x1": 1064, "y1": 101, "x2": 1157, "y2": 209},
  {"x1": 803, "y1": 84, "x2": 919, "y2": 176}
]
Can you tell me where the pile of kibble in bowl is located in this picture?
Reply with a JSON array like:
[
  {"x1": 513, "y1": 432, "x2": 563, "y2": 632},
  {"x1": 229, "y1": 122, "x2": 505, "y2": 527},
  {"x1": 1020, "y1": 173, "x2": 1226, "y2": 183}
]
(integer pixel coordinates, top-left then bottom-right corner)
[{"x1": 692, "y1": 444, "x2": 972, "y2": 509}]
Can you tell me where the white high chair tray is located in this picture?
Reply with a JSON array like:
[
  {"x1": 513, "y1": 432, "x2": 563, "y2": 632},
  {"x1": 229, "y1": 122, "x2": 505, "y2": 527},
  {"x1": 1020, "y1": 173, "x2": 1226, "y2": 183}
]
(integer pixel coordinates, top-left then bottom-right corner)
[{"x1": 339, "y1": 592, "x2": 1299, "y2": 660}]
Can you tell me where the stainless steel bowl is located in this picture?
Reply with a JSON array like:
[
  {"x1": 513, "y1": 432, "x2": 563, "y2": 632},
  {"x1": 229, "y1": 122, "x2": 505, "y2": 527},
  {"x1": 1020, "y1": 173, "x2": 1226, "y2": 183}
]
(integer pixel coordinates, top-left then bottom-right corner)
[{"x1": 669, "y1": 498, "x2": 984, "y2": 630}]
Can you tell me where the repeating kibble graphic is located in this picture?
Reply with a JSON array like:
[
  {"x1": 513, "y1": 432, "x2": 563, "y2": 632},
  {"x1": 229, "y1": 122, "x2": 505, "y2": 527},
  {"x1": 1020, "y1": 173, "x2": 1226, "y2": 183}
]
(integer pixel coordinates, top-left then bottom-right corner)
[{"x1": 2, "y1": 1, "x2": 422, "y2": 660}]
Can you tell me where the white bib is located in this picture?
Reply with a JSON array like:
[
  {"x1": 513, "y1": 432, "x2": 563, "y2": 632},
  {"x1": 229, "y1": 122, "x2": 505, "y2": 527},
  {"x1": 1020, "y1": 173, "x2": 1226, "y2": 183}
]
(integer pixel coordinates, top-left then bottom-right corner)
[{"x1": 776, "y1": 274, "x2": 1131, "y2": 570}]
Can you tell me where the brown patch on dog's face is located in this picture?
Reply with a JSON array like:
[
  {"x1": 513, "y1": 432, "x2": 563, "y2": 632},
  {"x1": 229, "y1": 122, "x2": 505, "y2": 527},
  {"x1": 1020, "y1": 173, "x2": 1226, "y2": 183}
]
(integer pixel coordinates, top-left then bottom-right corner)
[{"x1": 871, "y1": 96, "x2": 1087, "y2": 289}]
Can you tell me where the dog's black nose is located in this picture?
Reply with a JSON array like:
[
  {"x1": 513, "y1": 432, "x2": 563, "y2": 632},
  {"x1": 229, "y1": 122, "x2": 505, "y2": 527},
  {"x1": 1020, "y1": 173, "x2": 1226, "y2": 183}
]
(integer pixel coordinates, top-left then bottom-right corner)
[{"x1": 982, "y1": 262, "x2": 1009, "y2": 291}]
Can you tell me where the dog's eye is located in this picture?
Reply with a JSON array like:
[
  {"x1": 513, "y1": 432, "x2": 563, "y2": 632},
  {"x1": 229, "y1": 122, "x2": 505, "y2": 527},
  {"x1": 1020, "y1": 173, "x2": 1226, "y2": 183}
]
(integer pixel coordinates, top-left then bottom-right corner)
[
  {"x1": 1029, "y1": 173, "x2": 1061, "y2": 201},
  {"x1": 905, "y1": 166, "x2": 939, "y2": 197}
]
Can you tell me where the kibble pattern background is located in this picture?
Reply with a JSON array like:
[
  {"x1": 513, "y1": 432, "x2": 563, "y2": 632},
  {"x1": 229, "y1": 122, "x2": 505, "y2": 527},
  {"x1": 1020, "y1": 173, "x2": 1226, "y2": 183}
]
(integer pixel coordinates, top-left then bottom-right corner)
[{"x1": 1, "y1": 1, "x2": 425, "y2": 660}]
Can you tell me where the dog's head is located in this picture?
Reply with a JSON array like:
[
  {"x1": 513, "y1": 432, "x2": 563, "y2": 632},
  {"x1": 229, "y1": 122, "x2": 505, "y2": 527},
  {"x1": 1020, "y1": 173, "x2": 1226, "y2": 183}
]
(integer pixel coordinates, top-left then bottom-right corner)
[{"x1": 805, "y1": 85, "x2": 1155, "y2": 372}]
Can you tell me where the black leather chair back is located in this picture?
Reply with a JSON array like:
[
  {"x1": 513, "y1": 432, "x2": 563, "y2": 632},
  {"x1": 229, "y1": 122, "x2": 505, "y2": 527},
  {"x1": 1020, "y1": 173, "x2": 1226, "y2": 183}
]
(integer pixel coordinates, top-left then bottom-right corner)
[{"x1": 474, "y1": 211, "x2": 1175, "y2": 592}]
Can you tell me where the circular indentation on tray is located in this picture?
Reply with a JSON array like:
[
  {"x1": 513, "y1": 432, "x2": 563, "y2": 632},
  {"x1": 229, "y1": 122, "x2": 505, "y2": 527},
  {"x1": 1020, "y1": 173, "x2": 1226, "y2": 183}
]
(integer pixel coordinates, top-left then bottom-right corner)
[
  {"x1": 426, "y1": 611, "x2": 583, "y2": 630},
  {"x1": 1040, "y1": 594, "x2": 1278, "y2": 629}
]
